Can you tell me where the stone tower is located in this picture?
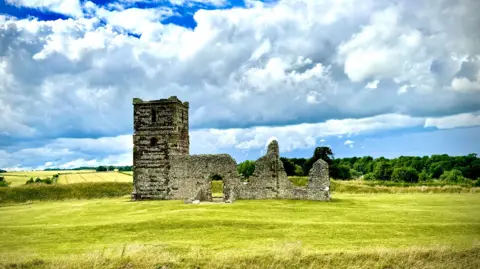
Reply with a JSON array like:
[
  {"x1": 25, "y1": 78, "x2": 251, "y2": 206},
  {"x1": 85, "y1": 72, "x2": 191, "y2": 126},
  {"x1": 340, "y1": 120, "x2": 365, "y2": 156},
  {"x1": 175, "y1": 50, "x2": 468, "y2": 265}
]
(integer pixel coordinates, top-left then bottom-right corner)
[{"x1": 131, "y1": 96, "x2": 189, "y2": 200}]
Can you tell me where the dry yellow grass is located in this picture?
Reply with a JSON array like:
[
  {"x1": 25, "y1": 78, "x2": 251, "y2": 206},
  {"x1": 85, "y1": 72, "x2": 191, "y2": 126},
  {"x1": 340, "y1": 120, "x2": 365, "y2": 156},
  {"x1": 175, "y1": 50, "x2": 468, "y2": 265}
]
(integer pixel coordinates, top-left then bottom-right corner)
[
  {"x1": 58, "y1": 172, "x2": 132, "y2": 184},
  {"x1": 0, "y1": 170, "x2": 95, "y2": 187}
]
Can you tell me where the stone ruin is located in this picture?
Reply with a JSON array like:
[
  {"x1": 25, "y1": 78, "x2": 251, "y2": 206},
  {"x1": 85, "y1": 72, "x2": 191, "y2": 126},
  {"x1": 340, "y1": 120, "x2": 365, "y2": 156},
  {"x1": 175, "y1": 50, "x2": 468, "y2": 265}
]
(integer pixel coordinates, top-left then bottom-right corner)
[{"x1": 132, "y1": 96, "x2": 330, "y2": 203}]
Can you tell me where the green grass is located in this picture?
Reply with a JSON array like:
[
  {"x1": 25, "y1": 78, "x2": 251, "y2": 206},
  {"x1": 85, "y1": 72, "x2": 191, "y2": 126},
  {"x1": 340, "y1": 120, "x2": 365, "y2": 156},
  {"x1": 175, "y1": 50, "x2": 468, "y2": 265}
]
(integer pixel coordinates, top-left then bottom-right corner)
[
  {"x1": 0, "y1": 193, "x2": 479, "y2": 268},
  {"x1": 0, "y1": 182, "x2": 132, "y2": 204},
  {"x1": 288, "y1": 177, "x2": 480, "y2": 193}
]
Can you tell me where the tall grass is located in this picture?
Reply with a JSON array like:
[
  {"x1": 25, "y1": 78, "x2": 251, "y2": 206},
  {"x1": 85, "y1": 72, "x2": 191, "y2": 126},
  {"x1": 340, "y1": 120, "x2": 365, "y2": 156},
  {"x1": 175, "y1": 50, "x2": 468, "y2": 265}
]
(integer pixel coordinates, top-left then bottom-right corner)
[
  {"x1": 3, "y1": 244, "x2": 479, "y2": 269},
  {"x1": 0, "y1": 182, "x2": 132, "y2": 204}
]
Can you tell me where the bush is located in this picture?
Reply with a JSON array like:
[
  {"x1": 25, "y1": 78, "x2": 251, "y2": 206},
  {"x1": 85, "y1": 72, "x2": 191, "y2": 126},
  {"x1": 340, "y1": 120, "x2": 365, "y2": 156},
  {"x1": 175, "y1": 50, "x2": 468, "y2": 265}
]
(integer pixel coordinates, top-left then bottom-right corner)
[
  {"x1": 440, "y1": 169, "x2": 465, "y2": 183},
  {"x1": 391, "y1": 167, "x2": 419, "y2": 183},
  {"x1": 350, "y1": 169, "x2": 362, "y2": 179},
  {"x1": 26, "y1": 177, "x2": 53, "y2": 185},
  {"x1": 474, "y1": 179, "x2": 480, "y2": 187},
  {"x1": 418, "y1": 170, "x2": 430, "y2": 182},
  {"x1": 0, "y1": 176, "x2": 9, "y2": 187},
  {"x1": 363, "y1": 173, "x2": 375, "y2": 180},
  {"x1": 294, "y1": 165, "x2": 304, "y2": 176}
]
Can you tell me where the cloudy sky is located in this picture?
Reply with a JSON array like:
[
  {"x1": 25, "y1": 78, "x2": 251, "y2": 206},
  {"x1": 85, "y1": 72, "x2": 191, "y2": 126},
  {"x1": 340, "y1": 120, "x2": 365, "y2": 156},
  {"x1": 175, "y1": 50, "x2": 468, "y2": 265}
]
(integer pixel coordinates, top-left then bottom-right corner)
[{"x1": 0, "y1": 0, "x2": 479, "y2": 170}]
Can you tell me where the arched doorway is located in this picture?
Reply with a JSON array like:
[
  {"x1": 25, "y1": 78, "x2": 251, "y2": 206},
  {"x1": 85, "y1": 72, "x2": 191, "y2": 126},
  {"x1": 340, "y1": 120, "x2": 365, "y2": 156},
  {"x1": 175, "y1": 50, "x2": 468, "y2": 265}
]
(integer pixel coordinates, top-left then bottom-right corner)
[{"x1": 209, "y1": 174, "x2": 224, "y2": 202}]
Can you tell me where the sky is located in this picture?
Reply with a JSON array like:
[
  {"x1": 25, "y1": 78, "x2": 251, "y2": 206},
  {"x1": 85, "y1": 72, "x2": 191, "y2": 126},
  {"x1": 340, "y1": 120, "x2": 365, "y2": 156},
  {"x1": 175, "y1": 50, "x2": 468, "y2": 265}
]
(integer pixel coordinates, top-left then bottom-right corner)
[{"x1": 0, "y1": 0, "x2": 479, "y2": 170}]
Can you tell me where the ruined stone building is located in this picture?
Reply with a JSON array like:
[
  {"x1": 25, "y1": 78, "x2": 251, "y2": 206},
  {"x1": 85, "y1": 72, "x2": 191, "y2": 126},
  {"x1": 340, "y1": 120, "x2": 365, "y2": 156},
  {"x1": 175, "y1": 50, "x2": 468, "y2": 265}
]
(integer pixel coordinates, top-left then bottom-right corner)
[{"x1": 132, "y1": 96, "x2": 330, "y2": 203}]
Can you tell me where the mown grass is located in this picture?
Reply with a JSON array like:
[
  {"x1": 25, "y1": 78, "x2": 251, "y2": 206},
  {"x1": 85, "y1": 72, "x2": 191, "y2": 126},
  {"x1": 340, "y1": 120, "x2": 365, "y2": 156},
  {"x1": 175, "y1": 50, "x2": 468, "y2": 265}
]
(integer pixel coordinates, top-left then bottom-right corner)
[
  {"x1": 0, "y1": 182, "x2": 132, "y2": 204},
  {"x1": 0, "y1": 193, "x2": 479, "y2": 268}
]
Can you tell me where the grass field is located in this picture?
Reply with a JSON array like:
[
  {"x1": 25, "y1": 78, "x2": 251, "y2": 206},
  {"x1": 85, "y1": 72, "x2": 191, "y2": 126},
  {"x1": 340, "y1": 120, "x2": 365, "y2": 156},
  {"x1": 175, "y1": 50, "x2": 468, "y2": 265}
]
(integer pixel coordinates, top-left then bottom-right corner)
[
  {"x1": 0, "y1": 170, "x2": 95, "y2": 187},
  {"x1": 1, "y1": 193, "x2": 479, "y2": 268},
  {"x1": 58, "y1": 172, "x2": 132, "y2": 184}
]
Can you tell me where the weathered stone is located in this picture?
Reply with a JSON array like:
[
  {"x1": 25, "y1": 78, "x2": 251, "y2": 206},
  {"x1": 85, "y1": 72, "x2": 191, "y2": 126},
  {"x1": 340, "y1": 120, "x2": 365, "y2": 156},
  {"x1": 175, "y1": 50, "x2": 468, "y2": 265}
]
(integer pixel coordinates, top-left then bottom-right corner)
[{"x1": 132, "y1": 96, "x2": 330, "y2": 203}]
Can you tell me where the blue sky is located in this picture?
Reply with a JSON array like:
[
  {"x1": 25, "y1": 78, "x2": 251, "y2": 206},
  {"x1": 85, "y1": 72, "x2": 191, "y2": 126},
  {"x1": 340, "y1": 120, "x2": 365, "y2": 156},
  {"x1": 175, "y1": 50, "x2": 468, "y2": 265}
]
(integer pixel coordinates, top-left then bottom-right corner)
[{"x1": 0, "y1": 0, "x2": 479, "y2": 170}]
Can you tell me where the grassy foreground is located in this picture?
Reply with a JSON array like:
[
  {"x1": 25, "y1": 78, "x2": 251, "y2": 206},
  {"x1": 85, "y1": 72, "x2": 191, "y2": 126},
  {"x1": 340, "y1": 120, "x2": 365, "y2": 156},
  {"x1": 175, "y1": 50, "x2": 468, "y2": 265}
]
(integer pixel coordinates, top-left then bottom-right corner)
[{"x1": 1, "y1": 193, "x2": 479, "y2": 268}]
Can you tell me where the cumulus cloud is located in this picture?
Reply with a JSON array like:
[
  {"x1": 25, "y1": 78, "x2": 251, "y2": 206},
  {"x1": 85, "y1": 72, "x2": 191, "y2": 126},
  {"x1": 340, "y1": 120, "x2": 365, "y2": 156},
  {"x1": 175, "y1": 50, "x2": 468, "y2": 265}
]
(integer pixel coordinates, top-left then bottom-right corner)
[
  {"x1": 425, "y1": 112, "x2": 480, "y2": 129},
  {"x1": 451, "y1": 73, "x2": 480, "y2": 93},
  {"x1": 365, "y1": 80, "x2": 379, "y2": 89},
  {"x1": 1, "y1": 0, "x2": 480, "y2": 168},
  {"x1": 6, "y1": 0, "x2": 83, "y2": 18},
  {"x1": 344, "y1": 140, "x2": 354, "y2": 148}
]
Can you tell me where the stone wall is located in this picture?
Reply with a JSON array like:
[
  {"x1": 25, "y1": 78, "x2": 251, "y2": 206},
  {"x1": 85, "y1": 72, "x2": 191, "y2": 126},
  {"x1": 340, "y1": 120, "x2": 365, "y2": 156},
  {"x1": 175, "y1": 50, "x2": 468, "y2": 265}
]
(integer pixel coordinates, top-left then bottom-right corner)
[
  {"x1": 237, "y1": 141, "x2": 330, "y2": 201},
  {"x1": 169, "y1": 154, "x2": 240, "y2": 202}
]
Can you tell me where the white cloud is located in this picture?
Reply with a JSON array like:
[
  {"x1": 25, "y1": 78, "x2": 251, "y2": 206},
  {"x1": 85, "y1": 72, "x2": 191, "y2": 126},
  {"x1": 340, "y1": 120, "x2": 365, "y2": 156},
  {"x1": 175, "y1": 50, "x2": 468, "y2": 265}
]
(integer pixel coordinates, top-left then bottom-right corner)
[
  {"x1": 344, "y1": 140, "x2": 354, "y2": 148},
  {"x1": 306, "y1": 91, "x2": 325, "y2": 104},
  {"x1": 451, "y1": 73, "x2": 480, "y2": 93},
  {"x1": 425, "y1": 113, "x2": 480, "y2": 129},
  {"x1": 190, "y1": 113, "x2": 425, "y2": 154},
  {"x1": 1, "y1": 0, "x2": 480, "y2": 169},
  {"x1": 95, "y1": 6, "x2": 176, "y2": 34},
  {"x1": 397, "y1": 84, "x2": 410, "y2": 95},
  {"x1": 6, "y1": 0, "x2": 83, "y2": 18},
  {"x1": 365, "y1": 80, "x2": 379, "y2": 89}
]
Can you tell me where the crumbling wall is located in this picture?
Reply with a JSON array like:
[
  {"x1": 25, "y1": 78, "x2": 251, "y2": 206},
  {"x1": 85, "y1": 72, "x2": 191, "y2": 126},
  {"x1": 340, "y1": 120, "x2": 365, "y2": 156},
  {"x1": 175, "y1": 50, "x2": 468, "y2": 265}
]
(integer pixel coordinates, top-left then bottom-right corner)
[
  {"x1": 237, "y1": 141, "x2": 293, "y2": 199},
  {"x1": 237, "y1": 140, "x2": 330, "y2": 201},
  {"x1": 169, "y1": 154, "x2": 241, "y2": 202}
]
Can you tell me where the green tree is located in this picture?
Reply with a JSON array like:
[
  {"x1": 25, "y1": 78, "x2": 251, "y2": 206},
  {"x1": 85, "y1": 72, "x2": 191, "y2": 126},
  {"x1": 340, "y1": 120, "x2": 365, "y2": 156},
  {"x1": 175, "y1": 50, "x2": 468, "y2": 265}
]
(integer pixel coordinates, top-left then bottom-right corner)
[
  {"x1": 294, "y1": 165, "x2": 304, "y2": 176},
  {"x1": 280, "y1": 157, "x2": 296, "y2": 176},
  {"x1": 418, "y1": 170, "x2": 430, "y2": 182},
  {"x1": 305, "y1": 146, "x2": 334, "y2": 174},
  {"x1": 373, "y1": 161, "x2": 393, "y2": 181},
  {"x1": 440, "y1": 169, "x2": 465, "y2": 183},
  {"x1": 391, "y1": 167, "x2": 419, "y2": 183},
  {"x1": 96, "y1": 166, "x2": 107, "y2": 172},
  {"x1": 330, "y1": 164, "x2": 351, "y2": 180},
  {"x1": 237, "y1": 160, "x2": 255, "y2": 179},
  {"x1": 108, "y1": 165, "x2": 115, "y2": 171},
  {"x1": 363, "y1": 173, "x2": 375, "y2": 180}
]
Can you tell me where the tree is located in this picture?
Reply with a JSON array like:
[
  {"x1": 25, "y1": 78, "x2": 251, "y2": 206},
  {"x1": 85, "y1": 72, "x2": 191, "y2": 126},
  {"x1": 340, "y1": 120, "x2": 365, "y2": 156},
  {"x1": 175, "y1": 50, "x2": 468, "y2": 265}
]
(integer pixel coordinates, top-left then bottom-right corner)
[
  {"x1": 96, "y1": 166, "x2": 108, "y2": 172},
  {"x1": 440, "y1": 169, "x2": 465, "y2": 183},
  {"x1": 305, "y1": 146, "x2": 334, "y2": 174},
  {"x1": 391, "y1": 167, "x2": 419, "y2": 183},
  {"x1": 418, "y1": 170, "x2": 430, "y2": 182},
  {"x1": 108, "y1": 165, "x2": 115, "y2": 171},
  {"x1": 330, "y1": 164, "x2": 351, "y2": 180},
  {"x1": 373, "y1": 161, "x2": 393, "y2": 181},
  {"x1": 294, "y1": 165, "x2": 304, "y2": 176},
  {"x1": 280, "y1": 157, "x2": 296, "y2": 176},
  {"x1": 0, "y1": 169, "x2": 6, "y2": 173},
  {"x1": 237, "y1": 160, "x2": 255, "y2": 179}
]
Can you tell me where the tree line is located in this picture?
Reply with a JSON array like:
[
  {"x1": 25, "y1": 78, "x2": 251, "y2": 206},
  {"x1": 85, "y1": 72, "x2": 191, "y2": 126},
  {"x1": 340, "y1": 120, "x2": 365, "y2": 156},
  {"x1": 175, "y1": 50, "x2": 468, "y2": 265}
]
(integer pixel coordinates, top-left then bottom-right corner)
[{"x1": 237, "y1": 146, "x2": 480, "y2": 183}]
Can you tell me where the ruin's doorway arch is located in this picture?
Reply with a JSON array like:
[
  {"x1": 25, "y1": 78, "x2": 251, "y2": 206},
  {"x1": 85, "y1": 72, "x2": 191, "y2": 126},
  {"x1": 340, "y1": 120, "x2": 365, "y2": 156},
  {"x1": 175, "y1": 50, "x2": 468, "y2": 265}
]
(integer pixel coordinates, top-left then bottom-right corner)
[{"x1": 209, "y1": 174, "x2": 224, "y2": 202}]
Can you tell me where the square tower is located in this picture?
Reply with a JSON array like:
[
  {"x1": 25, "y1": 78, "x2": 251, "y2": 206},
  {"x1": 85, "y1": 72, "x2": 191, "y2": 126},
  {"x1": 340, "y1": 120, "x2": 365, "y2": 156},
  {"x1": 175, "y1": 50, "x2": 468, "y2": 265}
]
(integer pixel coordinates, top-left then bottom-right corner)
[{"x1": 132, "y1": 96, "x2": 189, "y2": 200}]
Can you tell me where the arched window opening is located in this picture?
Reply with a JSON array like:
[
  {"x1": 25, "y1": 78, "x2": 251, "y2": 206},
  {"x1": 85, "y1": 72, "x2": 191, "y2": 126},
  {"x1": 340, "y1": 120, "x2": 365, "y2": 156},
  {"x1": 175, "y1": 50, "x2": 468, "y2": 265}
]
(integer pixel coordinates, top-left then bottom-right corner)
[
  {"x1": 151, "y1": 109, "x2": 156, "y2": 123},
  {"x1": 150, "y1": 137, "x2": 158, "y2": 146}
]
